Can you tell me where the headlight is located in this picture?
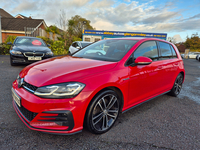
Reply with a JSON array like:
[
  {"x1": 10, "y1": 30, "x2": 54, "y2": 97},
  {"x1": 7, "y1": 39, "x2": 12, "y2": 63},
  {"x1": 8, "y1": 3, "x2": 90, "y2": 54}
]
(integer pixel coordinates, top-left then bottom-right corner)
[
  {"x1": 34, "y1": 82, "x2": 85, "y2": 98},
  {"x1": 11, "y1": 50, "x2": 22, "y2": 55},
  {"x1": 46, "y1": 52, "x2": 53, "y2": 55}
]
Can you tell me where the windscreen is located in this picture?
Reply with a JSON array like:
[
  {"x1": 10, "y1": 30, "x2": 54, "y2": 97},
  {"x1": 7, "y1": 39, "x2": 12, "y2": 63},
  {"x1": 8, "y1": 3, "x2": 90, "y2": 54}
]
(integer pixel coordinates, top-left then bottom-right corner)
[
  {"x1": 73, "y1": 39, "x2": 138, "y2": 62},
  {"x1": 81, "y1": 42, "x2": 91, "y2": 48},
  {"x1": 15, "y1": 38, "x2": 46, "y2": 46}
]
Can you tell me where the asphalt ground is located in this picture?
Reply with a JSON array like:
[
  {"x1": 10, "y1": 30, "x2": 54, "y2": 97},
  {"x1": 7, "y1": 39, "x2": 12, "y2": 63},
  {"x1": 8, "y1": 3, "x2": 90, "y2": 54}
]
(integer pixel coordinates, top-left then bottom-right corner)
[{"x1": 0, "y1": 55, "x2": 199, "y2": 150}]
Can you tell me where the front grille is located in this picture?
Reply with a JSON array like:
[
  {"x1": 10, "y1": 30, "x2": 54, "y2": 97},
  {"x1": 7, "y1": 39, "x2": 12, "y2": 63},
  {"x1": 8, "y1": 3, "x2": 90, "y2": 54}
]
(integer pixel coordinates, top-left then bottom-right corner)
[
  {"x1": 17, "y1": 104, "x2": 38, "y2": 122},
  {"x1": 24, "y1": 52, "x2": 44, "y2": 57},
  {"x1": 23, "y1": 81, "x2": 38, "y2": 93}
]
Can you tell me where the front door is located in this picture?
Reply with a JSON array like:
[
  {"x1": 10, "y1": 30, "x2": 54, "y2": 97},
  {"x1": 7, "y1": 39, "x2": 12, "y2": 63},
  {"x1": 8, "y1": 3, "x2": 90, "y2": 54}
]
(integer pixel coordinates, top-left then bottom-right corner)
[{"x1": 127, "y1": 41, "x2": 164, "y2": 106}]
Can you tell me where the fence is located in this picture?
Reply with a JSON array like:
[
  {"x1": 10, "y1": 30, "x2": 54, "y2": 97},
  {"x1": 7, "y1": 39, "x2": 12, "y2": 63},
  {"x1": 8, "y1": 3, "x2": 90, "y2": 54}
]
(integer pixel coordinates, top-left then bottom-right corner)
[{"x1": 24, "y1": 27, "x2": 60, "y2": 41}]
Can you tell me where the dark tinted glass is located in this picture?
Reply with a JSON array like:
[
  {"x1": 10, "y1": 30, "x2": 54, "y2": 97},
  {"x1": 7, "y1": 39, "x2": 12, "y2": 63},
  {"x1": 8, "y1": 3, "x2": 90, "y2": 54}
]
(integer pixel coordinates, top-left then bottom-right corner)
[
  {"x1": 72, "y1": 42, "x2": 76, "y2": 47},
  {"x1": 15, "y1": 38, "x2": 46, "y2": 46},
  {"x1": 159, "y1": 42, "x2": 173, "y2": 59},
  {"x1": 134, "y1": 41, "x2": 159, "y2": 61},
  {"x1": 170, "y1": 45, "x2": 177, "y2": 58}
]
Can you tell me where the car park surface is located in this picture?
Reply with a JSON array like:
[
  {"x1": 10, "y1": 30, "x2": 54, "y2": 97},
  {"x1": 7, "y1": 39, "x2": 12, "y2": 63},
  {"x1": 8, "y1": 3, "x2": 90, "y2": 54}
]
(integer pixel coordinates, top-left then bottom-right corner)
[{"x1": 0, "y1": 55, "x2": 200, "y2": 149}]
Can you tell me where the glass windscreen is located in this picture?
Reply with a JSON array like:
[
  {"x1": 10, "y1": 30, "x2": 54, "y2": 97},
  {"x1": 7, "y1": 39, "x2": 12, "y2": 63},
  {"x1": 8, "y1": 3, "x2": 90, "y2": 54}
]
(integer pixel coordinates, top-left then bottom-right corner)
[
  {"x1": 81, "y1": 42, "x2": 91, "y2": 48},
  {"x1": 15, "y1": 38, "x2": 46, "y2": 46},
  {"x1": 73, "y1": 39, "x2": 138, "y2": 62}
]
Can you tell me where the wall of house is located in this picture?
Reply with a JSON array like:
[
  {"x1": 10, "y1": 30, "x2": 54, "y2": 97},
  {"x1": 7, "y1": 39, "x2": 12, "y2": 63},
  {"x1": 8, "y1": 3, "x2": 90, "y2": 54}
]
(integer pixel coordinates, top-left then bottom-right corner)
[
  {"x1": 2, "y1": 32, "x2": 25, "y2": 43},
  {"x1": 16, "y1": 16, "x2": 23, "y2": 19},
  {"x1": 38, "y1": 24, "x2": 45, "y2": 30}
]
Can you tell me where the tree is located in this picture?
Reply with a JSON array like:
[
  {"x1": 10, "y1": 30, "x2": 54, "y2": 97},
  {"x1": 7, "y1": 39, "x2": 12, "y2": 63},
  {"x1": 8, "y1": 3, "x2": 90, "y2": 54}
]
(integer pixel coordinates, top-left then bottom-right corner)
[
  {"x1": 184, "y1": 33, "x2": 200, "y2": 51},
  {"x1": 58, "y1": 11, "x2": 95, "y2": 52},
  {"x1": 167, "y1": 37, "x2": 176, "y2": 44},
  {"x1": 68, "y1": 15, "x2": 94, "y2": 38},
  {"x1": 45, "y1": 27, "x2": 51, "y2": 38},
  {"x1": 49, "y1": 25, "x2": 60, "y2": 41}
]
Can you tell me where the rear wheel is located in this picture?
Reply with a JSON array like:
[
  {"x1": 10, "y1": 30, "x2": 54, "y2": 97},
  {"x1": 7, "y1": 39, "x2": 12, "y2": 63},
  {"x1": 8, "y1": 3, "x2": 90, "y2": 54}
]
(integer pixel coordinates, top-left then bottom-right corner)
[
  {"x1": 169, "y1": 73, "x2": 183, "y2": 97},
  {"x1": 85, "y1": 90, "x2": 120, "y2": 134}
]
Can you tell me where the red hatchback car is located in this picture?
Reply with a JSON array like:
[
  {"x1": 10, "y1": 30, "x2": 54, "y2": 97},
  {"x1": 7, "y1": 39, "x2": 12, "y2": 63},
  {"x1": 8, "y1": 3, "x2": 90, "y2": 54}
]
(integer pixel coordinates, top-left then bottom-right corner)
[{"x1": 12, "y1": 38, "x2": 185, "y2": 135}]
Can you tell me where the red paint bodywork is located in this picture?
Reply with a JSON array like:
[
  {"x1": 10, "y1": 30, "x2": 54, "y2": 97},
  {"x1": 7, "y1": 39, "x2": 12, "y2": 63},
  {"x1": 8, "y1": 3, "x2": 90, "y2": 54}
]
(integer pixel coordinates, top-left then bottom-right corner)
[{"x1": 12, "y1": 38, "x2": 185, "y2": 134}]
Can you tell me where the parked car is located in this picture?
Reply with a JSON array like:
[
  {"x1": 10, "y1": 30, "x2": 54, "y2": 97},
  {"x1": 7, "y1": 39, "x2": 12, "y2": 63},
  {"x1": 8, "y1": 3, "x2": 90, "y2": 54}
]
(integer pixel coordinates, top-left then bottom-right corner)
[
  {"x1": 69, "y1": 41, "x2": 92, "y2": 55},
  {"x1": 196, "y1": 54, "x2": 200, "y2": 61},
  {"x1": 12, "y1": 38, "x2": 185, "y2": 135},
  {"x1": 9, "y1": 36, "x2": 53, "y2": 66},
  {"x1": 181, "y1": 52, "x2": 200, "y2": 59}
]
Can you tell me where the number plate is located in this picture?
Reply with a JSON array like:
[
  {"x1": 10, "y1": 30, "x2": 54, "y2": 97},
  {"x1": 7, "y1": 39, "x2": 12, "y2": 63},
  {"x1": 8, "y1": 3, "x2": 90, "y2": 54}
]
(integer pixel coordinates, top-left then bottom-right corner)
[
  {"x1": 12, "y1": 88, "x2": 21, "y2": 107},
  {"x1": 28, "y1": 57, "x2": 42, "y2": 60}
]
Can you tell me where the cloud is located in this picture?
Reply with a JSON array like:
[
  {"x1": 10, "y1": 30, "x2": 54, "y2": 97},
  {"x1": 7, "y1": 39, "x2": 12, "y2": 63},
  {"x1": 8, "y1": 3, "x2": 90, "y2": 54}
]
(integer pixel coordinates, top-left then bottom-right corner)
[
  {"x1": 90, "y1": 0, "x2": 114, "y2": 8},
  {"x1": 173, "y1": 34, "x2": 183, "y2": 43},
  {"x1": 141, "y1": 11, "x2": 180, "y2": 25},
  {"x1": 1, "y1": 0, "x2": 200, "y2": 39}
]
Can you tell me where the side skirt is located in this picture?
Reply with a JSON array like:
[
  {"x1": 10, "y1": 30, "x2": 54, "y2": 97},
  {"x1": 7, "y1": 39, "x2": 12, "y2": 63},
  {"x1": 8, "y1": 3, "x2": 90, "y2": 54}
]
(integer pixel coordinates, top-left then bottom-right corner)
[{"x1": 122, "y1": 90, "x2": 170, "y2": 113}]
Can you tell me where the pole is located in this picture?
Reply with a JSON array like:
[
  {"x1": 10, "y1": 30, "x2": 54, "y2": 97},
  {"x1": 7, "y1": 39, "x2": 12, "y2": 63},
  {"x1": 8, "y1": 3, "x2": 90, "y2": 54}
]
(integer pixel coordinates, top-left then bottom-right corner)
[{"x1": 0, "y1": 14, "x2": 2, "y2": 44}]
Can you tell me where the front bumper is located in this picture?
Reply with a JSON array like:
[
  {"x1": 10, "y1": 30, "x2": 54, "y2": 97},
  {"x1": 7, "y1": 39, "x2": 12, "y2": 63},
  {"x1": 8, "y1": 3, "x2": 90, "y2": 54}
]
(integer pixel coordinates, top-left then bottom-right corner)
[
  {"x1": 10, "y1": 54, "x2": 52, "y2": 64},
  {"x1": 12, "y1": 80, "x2": 91, "y2": 134}
]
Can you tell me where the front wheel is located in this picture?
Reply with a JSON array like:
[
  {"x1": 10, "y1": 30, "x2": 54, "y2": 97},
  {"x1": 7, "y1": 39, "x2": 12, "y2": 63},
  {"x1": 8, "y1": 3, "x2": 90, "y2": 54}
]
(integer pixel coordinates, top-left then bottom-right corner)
[
  {"x1": 169, "y1": 73, "x2": 183, "y2": 97},
  {"x1": 85, "y1": 90, "x2": 120, "y2": 134},
  {"x1": 10, "y1": 55, "x2": 17, "y2": 66}
]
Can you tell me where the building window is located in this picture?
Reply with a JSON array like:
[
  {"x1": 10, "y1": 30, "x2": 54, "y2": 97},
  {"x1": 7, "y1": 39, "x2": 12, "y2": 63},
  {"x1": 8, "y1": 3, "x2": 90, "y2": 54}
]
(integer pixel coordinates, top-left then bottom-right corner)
[
  {"x1": 84, "y1": 38, "x2": 90, "y2": 42},
  {"x1": 94, "y1": 38, "x2": 100, "y2": 42}
]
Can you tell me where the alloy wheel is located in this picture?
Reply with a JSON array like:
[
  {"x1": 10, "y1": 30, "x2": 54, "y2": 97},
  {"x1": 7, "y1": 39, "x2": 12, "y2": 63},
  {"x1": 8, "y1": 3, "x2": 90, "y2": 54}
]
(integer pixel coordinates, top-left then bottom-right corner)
[
  {"x1": 91, "y1": 94, "x2": 119, "y2": 132},
  {"x1": 174, "y1": 75, "x2": 183, "y2": 95}
]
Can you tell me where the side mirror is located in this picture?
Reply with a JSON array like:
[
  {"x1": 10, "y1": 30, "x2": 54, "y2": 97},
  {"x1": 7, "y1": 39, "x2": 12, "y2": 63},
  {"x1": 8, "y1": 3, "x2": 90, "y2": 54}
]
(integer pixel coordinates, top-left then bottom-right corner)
[
  {"x1": 76, "y1": 46, "x2": 80, "y2": 49},
  {"x1": 134, "y1": 56, "x2": 152, "y2": 65},
  {"x1": 47, "y1": 44, "x2": 51, "y2": 47},
  {"x1": 7, "y1": 42, "x2": 13, "y2": 45}
]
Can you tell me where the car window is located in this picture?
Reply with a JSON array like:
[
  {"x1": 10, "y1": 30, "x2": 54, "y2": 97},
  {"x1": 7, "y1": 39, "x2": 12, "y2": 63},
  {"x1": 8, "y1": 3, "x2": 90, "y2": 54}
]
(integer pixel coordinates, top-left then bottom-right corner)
[
  {"x1": 133, "y1": 41, "x2": 159, "y2": 61},
  {"x1": 159, "y1": 42, "x2": 173, "y2": 59},
  {"x1": 73, "y1": 40, "x2": 138, "y2": 62},
  {"x1": 170, "y1": 45, "x2": 177, "y2": 58},
  {"x1": 81, "y1": 42, "x2": 91, "y2": 48},
  {"x1": 15, "y1": 38, "x2": 46, "y2": 46},
  {"x1": 72, "y1": 42, "x2": 76, "y2": 47}
]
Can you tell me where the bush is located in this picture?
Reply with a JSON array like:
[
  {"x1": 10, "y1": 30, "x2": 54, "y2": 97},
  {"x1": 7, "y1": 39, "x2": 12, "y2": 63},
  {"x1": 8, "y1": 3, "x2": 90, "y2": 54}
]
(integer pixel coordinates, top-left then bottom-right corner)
[
  {"x1": 36, "y1": 36, "x2": 53, "y2": 45},
  {"x1": 51, "y1": 40, "x2": 68, "y2": 55},
  {"x1": 0, "y1": 35, "x2": 17, "y2": 55}
]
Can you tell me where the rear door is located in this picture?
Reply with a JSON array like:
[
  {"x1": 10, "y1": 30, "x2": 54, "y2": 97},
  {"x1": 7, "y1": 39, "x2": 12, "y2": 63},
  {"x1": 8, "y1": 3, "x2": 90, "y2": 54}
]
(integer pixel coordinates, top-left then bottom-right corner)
[{"x1": 157, "y1": 41, "x2": 179, "y2": 91}]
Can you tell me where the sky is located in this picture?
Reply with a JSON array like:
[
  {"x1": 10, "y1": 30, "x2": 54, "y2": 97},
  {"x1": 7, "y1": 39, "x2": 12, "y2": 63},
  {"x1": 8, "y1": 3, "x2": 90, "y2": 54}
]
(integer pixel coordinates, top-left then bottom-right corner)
[{"x1": 1, "y1": 0, "x2": 200, "y2": 42}]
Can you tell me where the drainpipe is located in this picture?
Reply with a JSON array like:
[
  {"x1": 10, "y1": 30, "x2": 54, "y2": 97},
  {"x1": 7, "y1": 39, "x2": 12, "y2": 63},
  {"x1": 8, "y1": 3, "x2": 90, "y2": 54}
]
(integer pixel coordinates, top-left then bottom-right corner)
[{"x1": 0, "y1": 14, "x2": 2, "y2": 44}]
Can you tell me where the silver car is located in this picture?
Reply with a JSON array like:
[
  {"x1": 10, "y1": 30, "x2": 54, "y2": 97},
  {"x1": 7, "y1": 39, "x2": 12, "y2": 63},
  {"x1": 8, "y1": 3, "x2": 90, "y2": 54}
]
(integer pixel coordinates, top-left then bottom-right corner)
[{"x1": 69, "y1": 41, "x2": 92, "y2": 55}]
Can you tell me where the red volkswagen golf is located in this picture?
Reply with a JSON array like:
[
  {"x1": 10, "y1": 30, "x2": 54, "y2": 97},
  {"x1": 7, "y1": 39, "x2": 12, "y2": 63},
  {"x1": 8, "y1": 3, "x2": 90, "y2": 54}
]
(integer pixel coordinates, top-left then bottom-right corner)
[{"x1": 12, "y1": 38, "x2": 185, "y2": 135}]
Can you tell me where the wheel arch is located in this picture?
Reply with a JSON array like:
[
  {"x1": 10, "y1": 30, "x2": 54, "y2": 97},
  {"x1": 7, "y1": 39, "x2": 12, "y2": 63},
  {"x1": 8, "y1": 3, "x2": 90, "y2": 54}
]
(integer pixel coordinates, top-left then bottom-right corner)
[{"x1": 83, "y1": 86, "x2": 124, "y2": 127}]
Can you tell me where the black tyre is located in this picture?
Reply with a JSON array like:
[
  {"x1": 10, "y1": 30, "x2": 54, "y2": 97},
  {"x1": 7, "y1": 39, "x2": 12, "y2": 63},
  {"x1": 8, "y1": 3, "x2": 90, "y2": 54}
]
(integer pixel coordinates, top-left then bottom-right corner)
[
  {"x1": 85, "y1": 90, "x2": 120, "y2": 134},
  {"x1": 169, "y1": 73, "x2": 183, "y2": 97},
  {"x1": 68, "y1": 51, "x2": 71, "y2": 56}
]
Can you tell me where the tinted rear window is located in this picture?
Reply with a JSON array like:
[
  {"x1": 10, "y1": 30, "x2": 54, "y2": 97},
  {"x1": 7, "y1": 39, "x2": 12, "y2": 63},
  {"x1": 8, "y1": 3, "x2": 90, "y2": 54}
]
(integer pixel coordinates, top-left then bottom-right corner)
[
  {"x1": 170, "y1": 45, "x2": 177, "y2": 58},
  {"x1": 159, "y1": 42, "x2": 173, "y2": 59}
]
